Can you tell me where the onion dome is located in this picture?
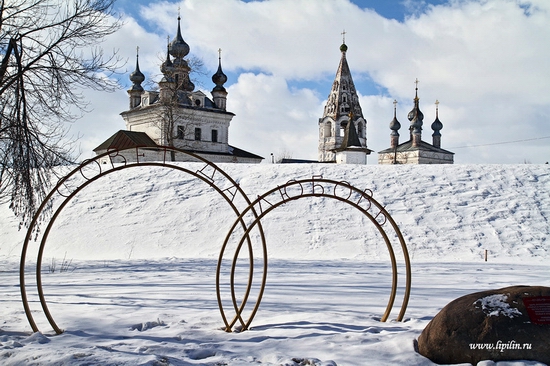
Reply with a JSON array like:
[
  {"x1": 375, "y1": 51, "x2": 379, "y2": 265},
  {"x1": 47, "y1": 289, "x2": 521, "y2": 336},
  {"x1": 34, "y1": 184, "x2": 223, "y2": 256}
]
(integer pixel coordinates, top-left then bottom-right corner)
[
  {"x1": 169, "y1": 16, "x2": 190, "y2": 59},
  {"x1": 212, "y1": 50, "x2": 227, "y2": 92},
  {"x1": 160, "y1": 39, "x2": 174, "y2": 76},
  {"x1": 390, "y1": 100, "x2": 401, "y2": 136},
  {"x1": 129, "y1": 49, "x2": 145, "y2": 91},
  {"x1": 407, "y1": 90, "x2": 424, "y2": 123},
  {"x1": 408, "y1": 79, "x2": 424, "y2": 133},
  {"x1": 431, "y1": 100, "x2": 443, "y2": 136}
]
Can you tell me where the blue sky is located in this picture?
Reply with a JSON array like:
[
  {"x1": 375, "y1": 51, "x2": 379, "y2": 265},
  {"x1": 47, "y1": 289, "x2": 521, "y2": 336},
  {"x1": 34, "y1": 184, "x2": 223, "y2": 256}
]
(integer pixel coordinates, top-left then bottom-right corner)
[{"x1": 76, "y1": 0, "x2": 550, "y2": 164}]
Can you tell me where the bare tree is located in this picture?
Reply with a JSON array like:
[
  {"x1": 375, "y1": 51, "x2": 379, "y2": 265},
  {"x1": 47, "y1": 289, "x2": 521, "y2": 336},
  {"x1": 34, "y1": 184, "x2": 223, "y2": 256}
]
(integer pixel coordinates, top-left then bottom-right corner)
[
  {"x1": 0, "y1": 0, "x2": 122, "y2": 227},
  {"x1": 151, "y1": 52, "x2": 208, "y2": 161},
  {"x1": 275, "y1": 149, "x2": 293, "y2": 163}
]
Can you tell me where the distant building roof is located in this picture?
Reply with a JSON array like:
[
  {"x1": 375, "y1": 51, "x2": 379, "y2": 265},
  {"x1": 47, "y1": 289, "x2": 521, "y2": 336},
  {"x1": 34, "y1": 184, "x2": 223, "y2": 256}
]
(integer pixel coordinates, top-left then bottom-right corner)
[
  {"x1": 94, "y1": 130, "x2": 263, "y2": 161},
  {"x1": 93, "y1": 130, "x2": 158, "y2": 152},
  {"x1": 378, "y1": 139, "x2": 454, "y2": 155},
  {"x1": 280, "y1": 158, "x2": 320, "y2": 164},
  {"x1": 187, "y1": 145, "x2": 264, "y2": 160}
]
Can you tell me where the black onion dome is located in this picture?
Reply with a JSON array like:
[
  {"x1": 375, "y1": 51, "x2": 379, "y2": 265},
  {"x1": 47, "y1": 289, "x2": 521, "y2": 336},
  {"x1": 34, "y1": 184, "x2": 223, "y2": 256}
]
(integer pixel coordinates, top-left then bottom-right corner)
[
  {"x1": 160, "y1": 47, "x2": 174, "y2": 75},
  {"x1": 408, "y1": 102, "x2": 424, "y2": 122},
  {"x1": 390, "y1": 116, "x2": 401, "y2": 133},
  {"x1": 130, "y1": 58, "x2": 144, "y2": 84},
  {"x1": 432, "y1": 116, "x2": 443, "y2": 135},
  {"x1": 129, "y1": 55, "x2": 145, "y2": 91},
  {"x1": 169, "y1": 17, "x2": 190, "y2": 59},
  {"x1": 340, "y1": 43, "x2": 348, "y2": 53},
  {"x1": 408, "y1": 89, "x2": 424, "y2": 125},
  {"x1": 212, "y1": 61, "x2": 227, "y2": 91}
]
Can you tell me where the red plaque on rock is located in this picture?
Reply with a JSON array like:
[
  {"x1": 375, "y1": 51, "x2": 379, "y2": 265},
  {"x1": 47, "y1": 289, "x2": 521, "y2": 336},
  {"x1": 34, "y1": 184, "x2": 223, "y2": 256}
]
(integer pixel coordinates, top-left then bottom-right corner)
[{"x1": 523, "y1": 296, "x2": 550, "y2": 325}]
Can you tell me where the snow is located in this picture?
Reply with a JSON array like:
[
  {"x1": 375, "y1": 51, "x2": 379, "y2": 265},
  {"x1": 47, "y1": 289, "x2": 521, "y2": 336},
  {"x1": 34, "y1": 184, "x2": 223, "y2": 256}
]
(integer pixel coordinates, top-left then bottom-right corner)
[
  {"x1": 475, "y1": 294, "x2": 523, "y2": 318},
  {"x1": 1, "y1": 163, "x2": 549, "y2": 365}
]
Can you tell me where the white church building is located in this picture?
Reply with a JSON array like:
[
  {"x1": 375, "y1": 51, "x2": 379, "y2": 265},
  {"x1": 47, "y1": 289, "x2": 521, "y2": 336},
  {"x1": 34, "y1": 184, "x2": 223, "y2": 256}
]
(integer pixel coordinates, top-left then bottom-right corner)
[
  {"x1": 318, "y1": 41, "x2": 372, "y2": 164},
  {"x1": 377, "y1": 82, "x2": 454, "y2": 165},
  {"x1": 94, "y1": 16, "x2": 263, "y2": 164}
]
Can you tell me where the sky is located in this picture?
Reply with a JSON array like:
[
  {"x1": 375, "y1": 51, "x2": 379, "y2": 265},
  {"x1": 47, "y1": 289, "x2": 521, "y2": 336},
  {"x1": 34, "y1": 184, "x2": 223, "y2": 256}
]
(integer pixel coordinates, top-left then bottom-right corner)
[{"x1": 72, "y1": 0, "x2": 550, "y2": 164}]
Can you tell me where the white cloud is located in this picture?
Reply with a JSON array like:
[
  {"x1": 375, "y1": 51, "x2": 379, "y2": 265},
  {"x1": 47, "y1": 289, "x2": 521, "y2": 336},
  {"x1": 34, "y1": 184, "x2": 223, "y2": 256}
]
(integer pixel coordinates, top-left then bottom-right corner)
[
  {"x1": 227, "y1": 73, "x2": 322, "y2": 161},
  {"x1": 74, "y1": 0, "x2": 550, "y2": 164}
]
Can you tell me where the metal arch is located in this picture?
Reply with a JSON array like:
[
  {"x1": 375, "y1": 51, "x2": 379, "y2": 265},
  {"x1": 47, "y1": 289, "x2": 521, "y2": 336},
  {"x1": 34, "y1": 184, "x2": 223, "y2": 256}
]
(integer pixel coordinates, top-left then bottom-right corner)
[
  {"x1": 216, "y1": 177, "x2": 411, "y2": 332},
  {"x1": 20, "y1": 146, "x2": 264, "y2": 334}
]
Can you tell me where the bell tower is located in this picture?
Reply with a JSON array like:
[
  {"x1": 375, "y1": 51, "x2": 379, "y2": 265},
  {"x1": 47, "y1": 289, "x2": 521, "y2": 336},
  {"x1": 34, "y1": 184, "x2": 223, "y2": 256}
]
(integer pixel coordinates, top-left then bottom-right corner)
[{"x1": 318, "y1": 33, "x2": 369, "y2": 163}]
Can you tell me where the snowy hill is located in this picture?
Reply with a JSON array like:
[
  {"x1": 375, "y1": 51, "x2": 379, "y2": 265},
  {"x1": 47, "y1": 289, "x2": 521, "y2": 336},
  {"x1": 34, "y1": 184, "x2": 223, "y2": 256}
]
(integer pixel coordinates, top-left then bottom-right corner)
[
  {"x1": 1, "y1": 163, "x2": 548, "y2": 263},
  {"x1": 1, "y1": 163, "x2": 550, "y2": 365}
]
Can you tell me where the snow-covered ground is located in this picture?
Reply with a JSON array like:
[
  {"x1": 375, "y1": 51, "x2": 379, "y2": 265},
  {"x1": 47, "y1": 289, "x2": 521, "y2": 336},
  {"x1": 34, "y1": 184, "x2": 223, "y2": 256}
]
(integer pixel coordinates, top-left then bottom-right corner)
[{"x1": 1, "y1": 163, "x2": 549, "y2": 365}]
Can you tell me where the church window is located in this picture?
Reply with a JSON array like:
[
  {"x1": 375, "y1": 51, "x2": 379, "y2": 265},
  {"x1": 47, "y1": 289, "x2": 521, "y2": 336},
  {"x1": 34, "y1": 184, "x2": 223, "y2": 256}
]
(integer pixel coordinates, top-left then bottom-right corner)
[
  {"x1": 357, "y1": 122, "x2": 364, "y2": 138},
  {"x1": 177, "y1": 126, "x2": 185, "y2": 139},
  {"x1": 212, "y1": 129, "x2": 218, "y2": 142},
  {"x1": 195, "y1": 99, "x2": 201, "y2": 106},
  {"x1": 194, "y1": 127, "x2": 201, "y2": 141},
  {"x1": 324, "y1": 122, "x2": 332, "y2": 137}
]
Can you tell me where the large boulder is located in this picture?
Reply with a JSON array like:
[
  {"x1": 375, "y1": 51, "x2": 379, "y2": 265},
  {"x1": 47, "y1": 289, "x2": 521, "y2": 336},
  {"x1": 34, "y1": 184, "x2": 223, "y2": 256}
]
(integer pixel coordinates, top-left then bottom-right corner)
[{"x1": 417, "y1": 285, "x2": 550, "y2": 365}]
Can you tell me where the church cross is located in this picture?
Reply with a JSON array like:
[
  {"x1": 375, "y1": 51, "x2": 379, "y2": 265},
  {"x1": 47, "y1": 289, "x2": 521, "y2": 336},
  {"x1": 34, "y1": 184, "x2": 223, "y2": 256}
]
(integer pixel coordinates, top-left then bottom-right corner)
[
  {"x1": 414, "y1": 78, "x2": 420, "y2": 90},
  {"x1": 218, "y1": 48, "x2": 222, "y2": 60},
  {"x1": 341, "y1": 29, "x2": 346, "y2": 43},
  {"x1": 136, "y1": 46, "x2": 139, "y2": 57}
]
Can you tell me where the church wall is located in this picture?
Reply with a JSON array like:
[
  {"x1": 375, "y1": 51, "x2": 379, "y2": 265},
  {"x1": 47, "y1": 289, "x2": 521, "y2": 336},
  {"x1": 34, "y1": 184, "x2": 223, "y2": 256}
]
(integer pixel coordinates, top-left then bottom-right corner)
[
  {"x1": 418, "y1": 150, "x2": 454, "y2": 164},
  {"x1": 378, "y1": 150, "x2": 453, "y2": 165},
  {"x1": 335, "y1": 150, "x2": 367, "y2": 164}
]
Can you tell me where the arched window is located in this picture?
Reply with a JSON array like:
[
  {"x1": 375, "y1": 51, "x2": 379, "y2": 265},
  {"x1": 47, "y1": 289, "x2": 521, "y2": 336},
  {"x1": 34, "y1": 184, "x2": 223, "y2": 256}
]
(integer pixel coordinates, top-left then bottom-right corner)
[{"x1": 324, "y1": 122, "x2": 332, "y2": 137}]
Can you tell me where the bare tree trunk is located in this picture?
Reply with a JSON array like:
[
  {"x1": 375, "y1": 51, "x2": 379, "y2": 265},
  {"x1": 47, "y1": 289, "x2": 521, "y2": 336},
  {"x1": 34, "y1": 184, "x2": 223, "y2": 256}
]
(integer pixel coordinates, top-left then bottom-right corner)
[{"x1": 0, "y1": 0, "x2": 122, "y2": 227}]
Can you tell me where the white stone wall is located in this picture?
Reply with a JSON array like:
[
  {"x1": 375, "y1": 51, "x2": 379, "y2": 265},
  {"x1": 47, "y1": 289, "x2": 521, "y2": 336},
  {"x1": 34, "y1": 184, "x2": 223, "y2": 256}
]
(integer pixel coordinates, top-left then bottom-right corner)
[
  {"x1": 335, "y1": 150, "x2": 367, "y2": 164},
  {"x1": 378, "y1": 150, "x2": 453, "y2": 165}
]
